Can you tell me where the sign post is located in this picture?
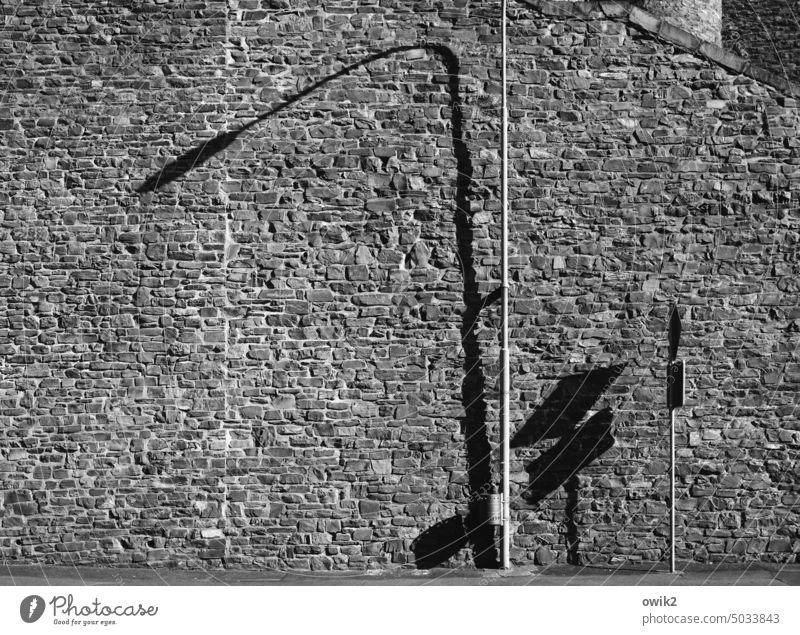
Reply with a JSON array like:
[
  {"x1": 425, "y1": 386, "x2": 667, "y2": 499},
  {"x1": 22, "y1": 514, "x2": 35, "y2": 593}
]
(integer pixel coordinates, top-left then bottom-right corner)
[{"x1": 667, "y1": 305, "x2": 683, "y2": 574}]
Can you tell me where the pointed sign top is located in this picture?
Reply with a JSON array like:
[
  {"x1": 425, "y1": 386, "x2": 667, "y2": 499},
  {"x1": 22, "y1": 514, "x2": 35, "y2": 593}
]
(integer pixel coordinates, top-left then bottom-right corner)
[{"x1": 668, "y1": 305, "x2": 681, "y2": 362}]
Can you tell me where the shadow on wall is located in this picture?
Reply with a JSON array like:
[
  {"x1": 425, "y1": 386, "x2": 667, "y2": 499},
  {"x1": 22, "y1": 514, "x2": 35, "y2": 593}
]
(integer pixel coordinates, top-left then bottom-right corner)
[
  {"x1": 136, "y1": 45, "x2": 499, "y2": 569},
  {"x1": 412, "y1": 365, "x2": 624, "y2": 568},
  {"x1": 515, "y1": 365, "x2": 624, "y2": 566},
  {"x1": 511, "y1": 365, "x2": 625, "y2": 451}
]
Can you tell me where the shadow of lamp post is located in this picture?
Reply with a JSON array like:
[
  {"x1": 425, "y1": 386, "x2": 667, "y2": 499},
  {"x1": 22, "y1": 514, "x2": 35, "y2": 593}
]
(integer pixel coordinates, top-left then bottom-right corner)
[{"x1": 667, "y1": 304, "x2": 685, "y2": 574}]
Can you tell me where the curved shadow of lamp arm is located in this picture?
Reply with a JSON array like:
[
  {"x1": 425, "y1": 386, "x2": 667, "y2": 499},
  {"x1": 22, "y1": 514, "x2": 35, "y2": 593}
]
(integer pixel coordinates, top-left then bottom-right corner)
[{"x1": 138, "y1": 45, "x2": 451, "y2": 194}]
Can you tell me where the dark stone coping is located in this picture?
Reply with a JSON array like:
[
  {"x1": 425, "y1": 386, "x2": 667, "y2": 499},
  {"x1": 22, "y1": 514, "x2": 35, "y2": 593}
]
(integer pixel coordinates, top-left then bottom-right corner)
[{"x1": 520, "y1": 0, "x2": 800, "y2": 99}]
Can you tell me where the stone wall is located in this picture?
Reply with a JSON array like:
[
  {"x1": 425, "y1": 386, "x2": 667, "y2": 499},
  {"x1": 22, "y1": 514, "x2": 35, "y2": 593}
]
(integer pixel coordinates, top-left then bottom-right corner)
[
  {"x1": 722, "y1": 0, "x2": 800, "y2": 82},
  {"x1": 0, "y1": 1, "x2": 798, "y2": 570},
  {"x1": 643, "y1": 0, "x2": 722, "y2": 44}
]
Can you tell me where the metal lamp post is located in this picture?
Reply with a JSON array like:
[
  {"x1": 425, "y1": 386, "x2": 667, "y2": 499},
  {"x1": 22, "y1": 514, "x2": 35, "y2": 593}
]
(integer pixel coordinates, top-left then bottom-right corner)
[{"x1": 499, "y1": 0, "x2": 511, "y2": 570}]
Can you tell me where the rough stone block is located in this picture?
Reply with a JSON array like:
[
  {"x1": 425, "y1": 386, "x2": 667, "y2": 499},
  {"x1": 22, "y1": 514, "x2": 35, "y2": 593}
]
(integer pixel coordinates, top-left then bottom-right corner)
[
  {"x1": 698, "y1": 42, "x2": 748, "y2": 74},
  {"x1": 657, "y1": 21, "x2": 701, "y2": 51},
  {"x1": 628, "y1": 6, "x2": 661, "y2": 33}
]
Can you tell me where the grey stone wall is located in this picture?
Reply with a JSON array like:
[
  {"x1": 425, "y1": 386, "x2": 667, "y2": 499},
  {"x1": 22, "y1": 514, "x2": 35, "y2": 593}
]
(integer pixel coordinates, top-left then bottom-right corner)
[
  {"x1": 643, "y1": 0, "x2": 722, "y2": 44},
  {"x1": 0, "y1": 1, "x2": 798, "y2": 570},
  {"x1": 723, "y1": 0, "x2": 800, "y2": 82}
]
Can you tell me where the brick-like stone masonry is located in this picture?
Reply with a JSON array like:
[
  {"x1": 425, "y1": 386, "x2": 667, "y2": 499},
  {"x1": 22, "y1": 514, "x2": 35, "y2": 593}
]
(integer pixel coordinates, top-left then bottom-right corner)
[
  {"x1": 723, "y1": 0, "x2": 800, "y2": 83},
  {"x1": 0, "y1": 1, "x2": 798, "y2": 570}
]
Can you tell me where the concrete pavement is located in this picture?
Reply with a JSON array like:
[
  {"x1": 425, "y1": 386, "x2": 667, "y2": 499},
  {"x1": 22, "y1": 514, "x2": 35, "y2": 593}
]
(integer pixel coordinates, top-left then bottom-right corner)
[{"x1": 1, "y1": 562, "x2": 798, "y2": 586}]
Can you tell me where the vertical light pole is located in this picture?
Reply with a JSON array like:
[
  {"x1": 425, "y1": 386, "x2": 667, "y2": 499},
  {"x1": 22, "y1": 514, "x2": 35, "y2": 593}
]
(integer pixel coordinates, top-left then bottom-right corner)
[
  {"x1": 667, "y1": 305, "x2": 684, "y2": 574},
  {"x1": 500, "y1": 0, "x2": 511, "y2": 570}
]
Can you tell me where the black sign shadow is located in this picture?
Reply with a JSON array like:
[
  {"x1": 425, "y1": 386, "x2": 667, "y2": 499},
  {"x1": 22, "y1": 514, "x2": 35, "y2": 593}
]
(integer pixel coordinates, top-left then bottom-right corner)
[{"x1": 514, "y1": 364, "x2": 624, "y2": 565}]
